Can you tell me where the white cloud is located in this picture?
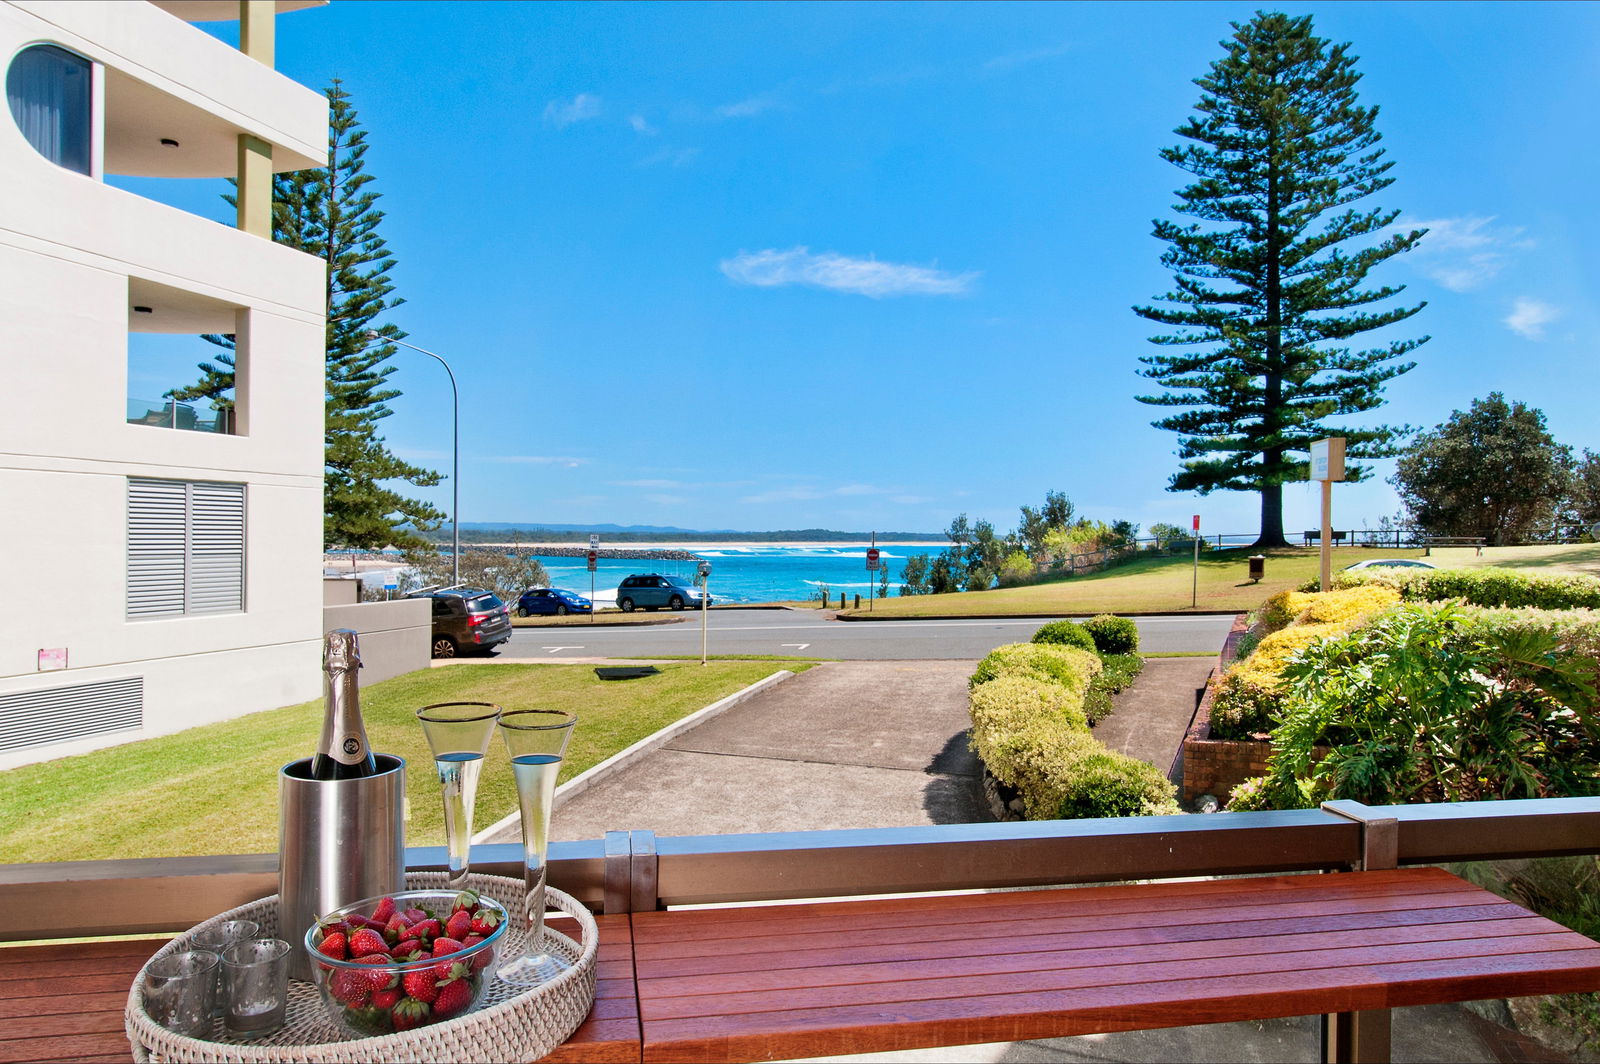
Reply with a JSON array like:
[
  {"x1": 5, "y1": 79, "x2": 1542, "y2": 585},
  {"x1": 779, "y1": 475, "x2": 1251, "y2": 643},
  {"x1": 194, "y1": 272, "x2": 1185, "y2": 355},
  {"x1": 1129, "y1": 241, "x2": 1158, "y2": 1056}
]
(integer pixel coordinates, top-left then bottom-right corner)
[
  {"x1": 983, "y1": 42, "x2": 1073, "y2": 72},
  {"x1": 628, "y1": 115, "x2": 657, "y2": 135},
  {"x1": 644, "y1": 494, "x2": 686, "y2": 506},
  {"x1": 720, "y1": 247, "x2": 978, "y2": 299},
  {"x1": 612, "y1": 479, "x2": 685, "y2": 489},
  {"x1": 481, "y1": 455, "x2": 587, "y2": 469},
  {"x1": 1404, "y1": 216, "x2": 1532, "y2": 291},
  {"x1": 543, "y1": 93, "x2": 602, "y2": 128},
  {"x1": 1504, "y1": 297, "x2": 1560, "y2": 339},
  {"x1": 640, "y1": 147, "x2": 700, "y2": 169},
  {"x1": 714, "y1": 94, "x2": 782, "y2": 119}
]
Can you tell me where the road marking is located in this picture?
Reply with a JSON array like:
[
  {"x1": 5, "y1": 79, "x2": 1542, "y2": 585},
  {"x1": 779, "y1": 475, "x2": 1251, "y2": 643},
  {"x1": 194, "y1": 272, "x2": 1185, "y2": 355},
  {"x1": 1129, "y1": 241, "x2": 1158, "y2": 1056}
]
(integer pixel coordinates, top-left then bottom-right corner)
[
  {"x1": 542, "y1": 646, "x2": 585, "y2": 654},
  {"x1": 780, "y1": 643, "x2": 811, "y2": 651},
  {"x1": 518, "y1": 617, "x2": 1231, "y2": 636}
]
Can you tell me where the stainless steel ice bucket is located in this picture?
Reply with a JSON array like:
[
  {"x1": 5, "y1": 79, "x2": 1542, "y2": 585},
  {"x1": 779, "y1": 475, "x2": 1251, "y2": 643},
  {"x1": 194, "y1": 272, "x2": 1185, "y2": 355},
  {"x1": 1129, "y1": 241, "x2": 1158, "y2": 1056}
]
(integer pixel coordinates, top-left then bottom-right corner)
[{"x1": 278, "y1": 753, "x2": 406, "y2": 981}]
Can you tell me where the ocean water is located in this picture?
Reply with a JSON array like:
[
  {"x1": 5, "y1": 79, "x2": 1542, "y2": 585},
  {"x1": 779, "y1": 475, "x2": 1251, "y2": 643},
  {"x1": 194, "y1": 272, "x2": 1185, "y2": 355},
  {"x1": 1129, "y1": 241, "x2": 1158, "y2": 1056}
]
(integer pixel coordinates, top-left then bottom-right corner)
[{"x1": 533, "y1": 544, "x2": 929, "y2": 606}]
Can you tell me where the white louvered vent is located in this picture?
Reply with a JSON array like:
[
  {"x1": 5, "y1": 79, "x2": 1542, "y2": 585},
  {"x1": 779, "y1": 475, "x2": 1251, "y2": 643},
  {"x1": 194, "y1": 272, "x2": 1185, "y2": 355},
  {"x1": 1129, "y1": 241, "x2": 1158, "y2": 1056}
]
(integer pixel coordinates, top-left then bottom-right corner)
[
  {"x1": 127, "y1": 478, "x2": 246, "y2": 618},
  {"x1": 0, "y1": 677, "x2": 143, "y2": 753}
]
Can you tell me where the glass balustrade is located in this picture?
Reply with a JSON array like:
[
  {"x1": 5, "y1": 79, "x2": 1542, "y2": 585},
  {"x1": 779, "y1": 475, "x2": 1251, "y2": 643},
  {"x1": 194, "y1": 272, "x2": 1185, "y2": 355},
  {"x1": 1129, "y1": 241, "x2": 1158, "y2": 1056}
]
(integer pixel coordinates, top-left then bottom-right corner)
[{"x1": 126, "y1": 397, "x2": 233, "y2": 434}]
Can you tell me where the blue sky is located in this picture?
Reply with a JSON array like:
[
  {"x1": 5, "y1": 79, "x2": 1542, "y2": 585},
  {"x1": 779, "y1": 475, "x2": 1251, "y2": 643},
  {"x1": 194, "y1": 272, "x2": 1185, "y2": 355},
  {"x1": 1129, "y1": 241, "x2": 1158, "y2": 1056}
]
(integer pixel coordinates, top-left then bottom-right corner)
[{"x1": 155, "y1": 1, "x2": 1598, "y2": 538}]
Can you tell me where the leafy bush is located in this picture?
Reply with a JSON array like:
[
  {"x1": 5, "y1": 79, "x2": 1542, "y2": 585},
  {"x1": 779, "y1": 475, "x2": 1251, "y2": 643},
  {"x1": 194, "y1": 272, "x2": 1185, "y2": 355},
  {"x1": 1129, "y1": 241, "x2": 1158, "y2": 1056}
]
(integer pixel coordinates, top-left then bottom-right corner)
[
  {"x1": 1207, "y1": 672, "x2": 1281, "y2": 739},
  {"x1": 1049, "y1": 747, "x2": 1181, "y2": 819},
  {"x1": 969, "y1": 676, "x2": 1089, "y2": 741},
  {"x1": 1083, "y1": 653, "x2": 1145, "y2": 726},
  {"x1": 997, "y1": 550, "x2": 1035, "y2": 588},
  {"x1": 1256, "y1": 601, "x2": 1600, "y2": 808},
  {"x1": 1225, "y1": 773, "x2": 1319, "y2": 811},
  {"x1": 1082, "y1": 614, "x2": 1140, "y2": 654},
  {"x1": 1311, "y1": 567, "x2": 1600, "y2": 610},
  {"x1": 1259, "y1": 589, "x2": 1316, "y2": 634},
  {"x1": 970, "y1": 642, "x2": 1101, "y2": 692},
  {"x1": 1030, "y1": 620, "x2": 1097, "y2": 653}
]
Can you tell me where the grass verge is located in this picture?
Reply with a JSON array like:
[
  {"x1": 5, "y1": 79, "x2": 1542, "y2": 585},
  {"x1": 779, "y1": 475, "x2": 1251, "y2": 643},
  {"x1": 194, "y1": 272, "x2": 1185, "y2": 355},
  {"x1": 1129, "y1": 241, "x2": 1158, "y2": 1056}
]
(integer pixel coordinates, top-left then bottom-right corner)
[{"x1": 0, "y1": 660, "x2": 811, "y2": 864}]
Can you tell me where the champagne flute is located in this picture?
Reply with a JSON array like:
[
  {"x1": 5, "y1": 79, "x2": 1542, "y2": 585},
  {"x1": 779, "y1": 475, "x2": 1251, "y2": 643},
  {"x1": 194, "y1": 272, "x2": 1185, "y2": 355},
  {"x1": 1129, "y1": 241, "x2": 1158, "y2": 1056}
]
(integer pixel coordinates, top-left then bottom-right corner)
[
  {"x1": 416, "y1": 702, "x2": 501, "y2": 892},
  {"x1": 495, "y1": 708, "x2": 576, "y2": 986}
]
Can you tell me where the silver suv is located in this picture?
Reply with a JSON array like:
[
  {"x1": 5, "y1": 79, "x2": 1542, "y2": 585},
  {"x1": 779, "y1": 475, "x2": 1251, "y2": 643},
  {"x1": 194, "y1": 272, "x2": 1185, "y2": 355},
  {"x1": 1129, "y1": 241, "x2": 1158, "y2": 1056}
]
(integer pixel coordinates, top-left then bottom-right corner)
[{"x1": 616, "y1": 574, "x2": 710, "y2": 612}]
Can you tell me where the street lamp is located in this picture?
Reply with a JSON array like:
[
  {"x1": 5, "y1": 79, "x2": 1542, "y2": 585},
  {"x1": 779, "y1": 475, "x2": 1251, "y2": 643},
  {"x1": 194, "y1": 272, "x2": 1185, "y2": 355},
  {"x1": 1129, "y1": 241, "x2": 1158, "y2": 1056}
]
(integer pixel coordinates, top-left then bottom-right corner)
[{"x1": 364, "y1": 330, "x2": 459, "y2": 588}]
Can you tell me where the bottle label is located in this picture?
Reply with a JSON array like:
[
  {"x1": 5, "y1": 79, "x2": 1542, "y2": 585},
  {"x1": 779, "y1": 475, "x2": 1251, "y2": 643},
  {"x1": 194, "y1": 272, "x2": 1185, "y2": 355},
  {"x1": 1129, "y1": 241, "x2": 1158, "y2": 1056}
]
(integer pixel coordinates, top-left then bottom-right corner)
[{"x1": 334, "y1": 734, "x2": 367, "y2": 764}]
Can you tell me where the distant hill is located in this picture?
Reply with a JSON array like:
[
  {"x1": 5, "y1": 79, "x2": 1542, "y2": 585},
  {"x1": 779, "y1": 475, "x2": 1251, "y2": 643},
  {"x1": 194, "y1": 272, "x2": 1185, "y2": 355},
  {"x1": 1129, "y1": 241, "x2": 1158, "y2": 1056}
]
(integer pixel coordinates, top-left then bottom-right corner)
[{"x1": 423, "y1": 524, "x2": 945, "y2": 544}]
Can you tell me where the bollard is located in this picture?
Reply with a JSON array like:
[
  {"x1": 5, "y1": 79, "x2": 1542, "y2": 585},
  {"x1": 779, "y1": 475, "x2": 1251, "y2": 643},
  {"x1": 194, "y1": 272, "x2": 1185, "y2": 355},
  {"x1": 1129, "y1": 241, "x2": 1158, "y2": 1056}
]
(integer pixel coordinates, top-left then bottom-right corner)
[
  {"x1": 839, "y1": 592, "x2": 846, "y2": 610},
  {"x1": 854, "y1": 593, "x2": 861, "y2": 609}
]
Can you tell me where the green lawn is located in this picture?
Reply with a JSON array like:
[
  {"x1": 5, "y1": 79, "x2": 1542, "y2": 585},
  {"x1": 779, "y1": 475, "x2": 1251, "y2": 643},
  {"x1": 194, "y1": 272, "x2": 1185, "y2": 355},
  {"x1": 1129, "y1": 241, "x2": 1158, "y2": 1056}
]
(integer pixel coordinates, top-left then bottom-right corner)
[
  {"x1": 844, "y1": 546, "x2": 1419, "y2": 619},
  {"x1": 0, "y1": 661, "x2": 808, "y2": 864},
  {"x1": 1428, "y1": 542, "x2": 1600, "y2": 576}
]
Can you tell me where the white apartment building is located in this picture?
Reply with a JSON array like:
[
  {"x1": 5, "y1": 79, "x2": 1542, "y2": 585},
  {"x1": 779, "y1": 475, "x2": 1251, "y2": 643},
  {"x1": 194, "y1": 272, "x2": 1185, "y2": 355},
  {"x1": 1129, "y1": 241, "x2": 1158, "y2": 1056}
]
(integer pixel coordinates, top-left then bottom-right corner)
[{"x1": 0, "y1": 0, "x2": 328, "y2": 768}]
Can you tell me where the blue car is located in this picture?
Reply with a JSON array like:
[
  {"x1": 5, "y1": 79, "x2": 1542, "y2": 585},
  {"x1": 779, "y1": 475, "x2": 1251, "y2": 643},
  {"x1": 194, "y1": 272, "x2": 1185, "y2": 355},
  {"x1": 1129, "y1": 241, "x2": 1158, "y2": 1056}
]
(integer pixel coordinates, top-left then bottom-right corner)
[{"x1": 516, "y1": 587, "x2": 593, "y2": 617}]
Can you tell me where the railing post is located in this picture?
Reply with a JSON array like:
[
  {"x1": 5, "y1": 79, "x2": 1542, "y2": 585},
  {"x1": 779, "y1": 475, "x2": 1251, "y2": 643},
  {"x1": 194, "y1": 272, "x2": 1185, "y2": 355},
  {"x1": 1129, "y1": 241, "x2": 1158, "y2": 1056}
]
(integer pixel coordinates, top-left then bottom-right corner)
[
  {"x1": 631, "y1": 829, "x2": 659, "y2": 913},
  {"x1": 1320, "y1": 801, "x2": 1396, "y2": 1063},
  {"x1": 603, "y1": 830, "x2": 632, "y2": 914}
]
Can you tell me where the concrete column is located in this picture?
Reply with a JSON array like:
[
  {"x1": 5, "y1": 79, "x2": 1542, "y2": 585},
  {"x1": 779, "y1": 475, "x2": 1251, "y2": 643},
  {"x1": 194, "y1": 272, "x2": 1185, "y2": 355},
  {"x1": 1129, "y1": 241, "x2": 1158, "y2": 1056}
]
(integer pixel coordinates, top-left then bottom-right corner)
[
  {"x1": 239, "y1": 0, "x2": 275, "y2": 66},
  {"x1": 236, "y1": 133, "x2": 273, "y2": 237}
]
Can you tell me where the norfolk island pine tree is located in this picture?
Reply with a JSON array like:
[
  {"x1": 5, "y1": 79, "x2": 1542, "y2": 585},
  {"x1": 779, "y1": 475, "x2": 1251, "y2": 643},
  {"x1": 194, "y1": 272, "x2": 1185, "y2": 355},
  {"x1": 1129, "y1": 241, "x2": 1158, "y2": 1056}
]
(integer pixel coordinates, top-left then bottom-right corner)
[
  {"x1": 1134, "y1": 12, "x2": 1429, "y2": 548},
  {"x1": 172, "y1": 81, "x2": 445, "y2": 551}
]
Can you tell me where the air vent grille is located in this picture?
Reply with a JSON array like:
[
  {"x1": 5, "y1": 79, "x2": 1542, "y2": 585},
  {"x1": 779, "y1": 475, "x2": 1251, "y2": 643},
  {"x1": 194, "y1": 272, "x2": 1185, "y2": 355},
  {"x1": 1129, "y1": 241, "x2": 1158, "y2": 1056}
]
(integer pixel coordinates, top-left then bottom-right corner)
[{"x1": 0, "y1": 677, "x2": 143, "y2": 753}]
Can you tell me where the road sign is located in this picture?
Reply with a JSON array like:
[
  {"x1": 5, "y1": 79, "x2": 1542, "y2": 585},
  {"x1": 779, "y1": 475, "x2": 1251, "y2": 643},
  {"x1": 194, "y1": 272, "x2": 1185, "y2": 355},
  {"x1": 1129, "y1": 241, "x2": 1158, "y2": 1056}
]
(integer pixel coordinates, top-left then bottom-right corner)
[
  {"x1": 1192, "y1": 514, "x2": 1200, "y2": 533},
  {"x1": 866, "y1": 548, "x2": 881, "y2": 570},
  {"x1": 586, "y1": 550, "x2": 597, "y2": 572},
  {"x1": 590, "y1": 533, "x2": 600, "y2": 549}
]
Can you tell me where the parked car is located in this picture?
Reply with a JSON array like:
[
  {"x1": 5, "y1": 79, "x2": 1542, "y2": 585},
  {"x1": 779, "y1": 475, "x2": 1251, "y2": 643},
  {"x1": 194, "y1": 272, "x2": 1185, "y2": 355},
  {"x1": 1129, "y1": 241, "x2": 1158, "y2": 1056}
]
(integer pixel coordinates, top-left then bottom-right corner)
[
  {"x1": 615, "y1": 573, "x2": 710, "y2": 612},
  {"x1": 1342, "y1": 558, "x2": 1437, "y2": 571},
  {"x1": 516, "y1": 587, "x2": 593, "y2": 617},
  {"x1": 408, "y1": 588, "x2": 512, "y2": 658}
]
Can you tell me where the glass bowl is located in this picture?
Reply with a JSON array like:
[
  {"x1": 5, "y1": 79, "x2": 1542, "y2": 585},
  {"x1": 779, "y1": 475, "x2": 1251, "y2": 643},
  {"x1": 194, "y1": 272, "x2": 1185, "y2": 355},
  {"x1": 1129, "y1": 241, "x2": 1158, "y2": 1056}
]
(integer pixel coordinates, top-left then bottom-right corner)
[{"x1": 305, "y1": 888, "x2": 509, "y2": 1037}]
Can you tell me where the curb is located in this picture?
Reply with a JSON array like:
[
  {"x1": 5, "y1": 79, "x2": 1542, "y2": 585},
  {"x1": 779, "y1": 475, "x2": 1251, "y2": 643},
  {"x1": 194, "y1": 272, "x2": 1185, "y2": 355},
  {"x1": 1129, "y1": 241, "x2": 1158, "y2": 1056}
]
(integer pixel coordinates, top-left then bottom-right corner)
[
  {"x1": 470, "y1": 667, "x2": 800, "y2": 843},
  {"x1": 833, "y1": 609, "x2": 1244, "y2": 622},
  {"x1": 511, "y1": 615, "x2": 686, "y2": 629}
]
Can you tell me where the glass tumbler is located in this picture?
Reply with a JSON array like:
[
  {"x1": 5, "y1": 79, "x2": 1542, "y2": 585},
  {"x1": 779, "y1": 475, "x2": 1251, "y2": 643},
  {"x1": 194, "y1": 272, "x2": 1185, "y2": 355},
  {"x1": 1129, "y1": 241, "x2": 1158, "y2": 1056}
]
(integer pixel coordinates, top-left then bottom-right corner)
[
  {"x1": 144, "y1": 950, "x2": 221, "y2": 1037},
  {"x1": 221, "y1": 938, "x2": 291, "y2": 1039},
  {"x1": 191, "y1": 919, "x2": 259, "y2": 1017}
]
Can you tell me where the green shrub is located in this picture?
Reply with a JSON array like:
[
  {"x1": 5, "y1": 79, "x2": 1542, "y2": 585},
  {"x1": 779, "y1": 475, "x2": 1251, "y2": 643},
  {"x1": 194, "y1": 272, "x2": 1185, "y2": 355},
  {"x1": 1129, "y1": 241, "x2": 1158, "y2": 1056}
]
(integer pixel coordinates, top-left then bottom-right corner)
[
  {"x1": 1225, "y1": 773, "x2": 1319, "y2": 811},
  {"x1": 1082, "y1": 614, "x2": 1139, "y2": 654},
  {"x1": 970, "y1": 642, "x2": 1101, "y2": 691},
  {"x1": 1207, "y1": 672, "x2": 1281, "y2": 739},
  {"x1": 969, "y1": 676, "x2": 1089, "y2": 740},
  {"x1": 1048, "y1": 746, "x2": 1181, "y2": 819},
  {"x1": 1030, "y1": 620, "x2": 1097, "y2": 653},
  {"x1": 1311, "y1": 567, "x2": 1600, "y2": 610},
  {"x1": 1083, "y1": 653, "x2": 1145, "y2": 726}
]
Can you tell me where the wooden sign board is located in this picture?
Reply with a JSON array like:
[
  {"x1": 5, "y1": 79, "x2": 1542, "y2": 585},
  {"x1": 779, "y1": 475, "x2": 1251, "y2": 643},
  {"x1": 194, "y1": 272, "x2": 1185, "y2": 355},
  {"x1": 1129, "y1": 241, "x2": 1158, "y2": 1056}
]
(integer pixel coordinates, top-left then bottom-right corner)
[{"x1": 1310, "y1": 437, "x2": 1346, "y2": 482}]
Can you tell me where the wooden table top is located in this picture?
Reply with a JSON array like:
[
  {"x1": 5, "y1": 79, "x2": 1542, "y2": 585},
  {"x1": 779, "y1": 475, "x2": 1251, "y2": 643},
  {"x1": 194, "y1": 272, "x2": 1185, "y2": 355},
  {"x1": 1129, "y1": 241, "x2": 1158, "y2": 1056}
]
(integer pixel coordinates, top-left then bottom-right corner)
[
  {"x1": 630, "y1": 867, "x2": 1600, "y2": 1062},
  {"x1": 10, "y1": 868, "x2": 1600, "y2": 1064}
]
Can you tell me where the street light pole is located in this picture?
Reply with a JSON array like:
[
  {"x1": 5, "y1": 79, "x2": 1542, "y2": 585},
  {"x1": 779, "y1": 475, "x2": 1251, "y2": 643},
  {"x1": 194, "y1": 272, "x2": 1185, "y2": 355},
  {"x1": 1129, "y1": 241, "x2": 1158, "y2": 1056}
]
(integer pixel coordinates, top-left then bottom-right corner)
[{"x1": 365, "y1": 331, "x2": 459, "y2": 588}]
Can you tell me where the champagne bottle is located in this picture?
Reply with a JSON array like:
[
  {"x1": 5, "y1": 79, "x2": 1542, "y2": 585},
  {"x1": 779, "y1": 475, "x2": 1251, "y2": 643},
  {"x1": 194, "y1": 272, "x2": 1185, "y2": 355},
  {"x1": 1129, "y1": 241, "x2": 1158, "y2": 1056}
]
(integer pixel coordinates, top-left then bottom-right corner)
[{"x1": 311, "y1": 629, "x2": 378, "y2": 780}]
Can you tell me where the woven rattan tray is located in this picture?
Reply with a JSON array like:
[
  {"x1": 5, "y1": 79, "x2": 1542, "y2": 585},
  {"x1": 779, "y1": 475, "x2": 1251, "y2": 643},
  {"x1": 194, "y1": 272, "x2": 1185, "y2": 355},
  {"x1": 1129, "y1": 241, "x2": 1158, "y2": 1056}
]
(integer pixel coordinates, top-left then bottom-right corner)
[{"x1": 125, "y1": 872, "x2": 597, "y2": 1064}]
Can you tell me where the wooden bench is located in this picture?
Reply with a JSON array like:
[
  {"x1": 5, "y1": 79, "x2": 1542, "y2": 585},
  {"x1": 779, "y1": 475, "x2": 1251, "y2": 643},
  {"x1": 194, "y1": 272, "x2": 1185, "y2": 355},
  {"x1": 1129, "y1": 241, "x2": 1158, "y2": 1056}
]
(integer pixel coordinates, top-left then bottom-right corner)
[
  {"x1": 1422, "y1": 536, "x2": 1485, "y2": 556},
  {"x1": 24, "y1": 867, "x2": 1597, "y2": 1064}
]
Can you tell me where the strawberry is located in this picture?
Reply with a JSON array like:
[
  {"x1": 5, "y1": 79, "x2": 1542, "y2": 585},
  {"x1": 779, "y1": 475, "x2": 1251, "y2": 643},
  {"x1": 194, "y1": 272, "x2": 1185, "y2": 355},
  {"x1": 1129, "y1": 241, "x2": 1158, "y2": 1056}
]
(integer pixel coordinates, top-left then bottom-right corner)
[
  {"x1": 401, "y1": 967, "x2": 440, "y2": 1004},
  {"x1": 461, "y1": 934, "x2": 493, "y2": 971},
  {"x1": 431, "y1": 937, "x2": 467, "y2": 981},
  {"x1": 371, "y1": 986, "x2": 402, "y2": 1010},
  {"x1": 444, "y1": 910, "x2": 473, "y2": 941},
  {"x1": 392, "y1": 938, "x2": 425, "y2": 961},
  {"x1": 371, "y1": 896, "x2": 397, "y2": 925},
  {"x1": 329, "y1": 968, "x2": 373, "y2": 1007},
  {"x1": 401, "y1": 907, "x2": 429, "y2": 924},
  {"x1": 451, "y1": 889, "x2": 479, "y2": 915},
  {"x1": 351, "y1": 954, "x2": 399, "y2": 991},
  {"x1": 409, "y1": 918, "x2": 441, "y2": 942},
  {"x1": 467, "y1": 908, "x2": 501, "y2": 936},
  {"x1": 316, "y1": 930, "x2": 349, "y2": 961},
  {"x1": 391, "y1": 996, "x2": 431, "y2": 1031},
  {"x1": 431, "y1": 976, "x2": 473, "y2": 1020},
  {"x1": 318, "y1": 917, "x2": 351, "y2": 936},
  {"x1": 383, "y1": 914, "x2": 412, "y2": 943},
  {"x1": 348, "y1": 928, "x2": 391, "y2": 958}
]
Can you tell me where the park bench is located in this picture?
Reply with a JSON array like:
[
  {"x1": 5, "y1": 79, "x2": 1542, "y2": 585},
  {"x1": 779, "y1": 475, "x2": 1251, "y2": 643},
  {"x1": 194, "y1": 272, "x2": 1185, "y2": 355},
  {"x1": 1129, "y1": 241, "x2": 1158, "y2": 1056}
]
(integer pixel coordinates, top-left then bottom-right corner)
[
  {"x1": 7, "y1": 797, "x2": 1600, "y2": 1064},
  {"x1": 1303, "y1": 529, "x2": 1351, "y2": 546},
  {"x1": 1421, "y1": 536, "x2": 1485, "y2": 556}
]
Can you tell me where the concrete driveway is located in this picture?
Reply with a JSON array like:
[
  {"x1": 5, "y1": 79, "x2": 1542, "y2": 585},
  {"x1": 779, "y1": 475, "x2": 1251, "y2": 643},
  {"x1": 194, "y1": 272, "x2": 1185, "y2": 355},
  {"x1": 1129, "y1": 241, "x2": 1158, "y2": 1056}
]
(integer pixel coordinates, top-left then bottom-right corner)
[{"x1": 486, "y1": 660, "x2": 985, "y2": 843}]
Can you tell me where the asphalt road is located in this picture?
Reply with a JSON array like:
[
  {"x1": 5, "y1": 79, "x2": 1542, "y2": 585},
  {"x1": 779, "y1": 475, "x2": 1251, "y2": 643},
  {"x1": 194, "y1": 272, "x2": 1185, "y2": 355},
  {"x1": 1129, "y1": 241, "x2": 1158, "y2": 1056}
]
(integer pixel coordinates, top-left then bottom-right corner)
[{"x1": 500, "y1": 609, "x2": 1236, "y2": 660}]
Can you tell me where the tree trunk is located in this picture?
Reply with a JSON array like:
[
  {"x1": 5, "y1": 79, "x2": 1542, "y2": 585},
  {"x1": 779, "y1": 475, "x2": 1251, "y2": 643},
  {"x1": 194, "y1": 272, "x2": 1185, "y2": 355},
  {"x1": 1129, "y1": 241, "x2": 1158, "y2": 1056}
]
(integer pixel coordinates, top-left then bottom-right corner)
[{"x1": 1255, "y1": 483, "x2": 1290, "y2": 548}]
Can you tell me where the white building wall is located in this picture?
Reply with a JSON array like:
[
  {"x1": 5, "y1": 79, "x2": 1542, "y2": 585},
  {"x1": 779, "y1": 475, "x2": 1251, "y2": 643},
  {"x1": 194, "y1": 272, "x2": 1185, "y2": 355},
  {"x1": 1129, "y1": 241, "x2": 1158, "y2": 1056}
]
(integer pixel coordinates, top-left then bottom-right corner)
[{"x1": 0, "y1": 1, "x2": 328, "y2": 770}]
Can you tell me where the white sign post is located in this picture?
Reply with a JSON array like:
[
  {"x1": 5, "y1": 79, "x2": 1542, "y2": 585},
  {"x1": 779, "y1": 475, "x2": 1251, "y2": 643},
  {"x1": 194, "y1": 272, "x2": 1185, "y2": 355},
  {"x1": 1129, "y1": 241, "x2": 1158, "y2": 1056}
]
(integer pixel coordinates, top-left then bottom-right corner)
[
  {"x1": 865, "y1": 546, "x2": 881, "y2": 613},
  {"x1": 1310, "y1": 438, "x2": 1348, "y2": 591},
  {"x1": 698, "y1": 559, "x2": 713, "y2": 665}
]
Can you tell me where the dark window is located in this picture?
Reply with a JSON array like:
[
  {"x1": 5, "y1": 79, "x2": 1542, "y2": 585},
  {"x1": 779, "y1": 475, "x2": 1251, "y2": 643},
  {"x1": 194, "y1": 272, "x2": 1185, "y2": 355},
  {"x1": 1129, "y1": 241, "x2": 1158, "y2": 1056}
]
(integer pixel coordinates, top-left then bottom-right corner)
[
  {"x1": 7, "y1": 45, "x2": 92, "y2": 175},
  {"x1": 469, "y1": 595, "x2": 502, "y2": 612}
]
